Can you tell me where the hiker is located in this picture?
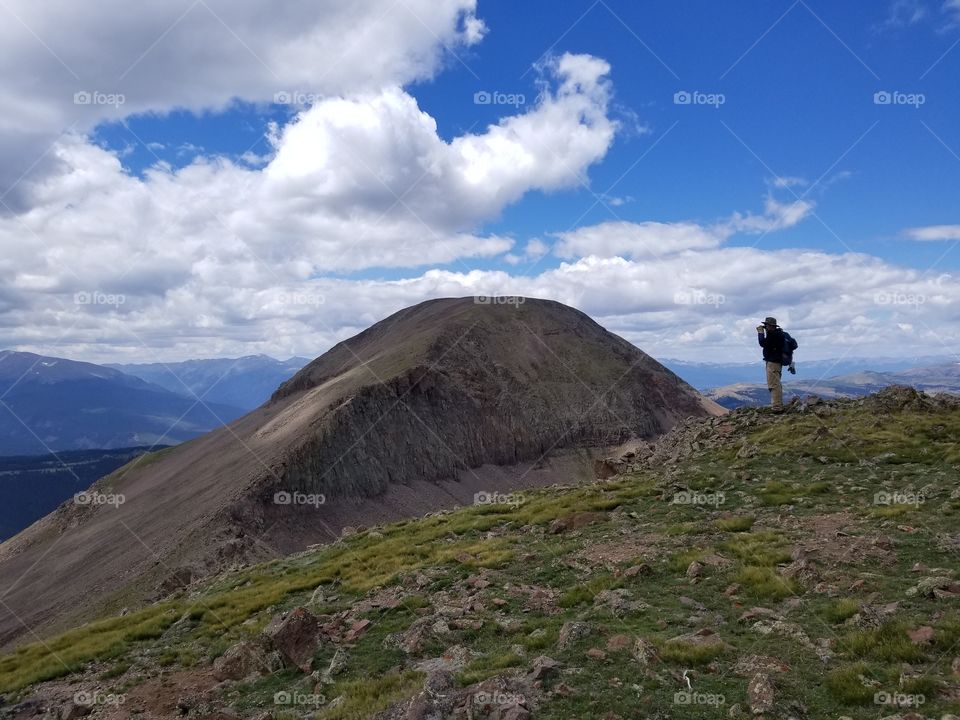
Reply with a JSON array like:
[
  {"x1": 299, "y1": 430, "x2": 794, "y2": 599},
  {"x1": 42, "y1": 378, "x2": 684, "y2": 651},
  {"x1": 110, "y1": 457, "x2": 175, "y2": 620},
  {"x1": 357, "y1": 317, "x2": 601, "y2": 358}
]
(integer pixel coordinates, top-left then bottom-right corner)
[{"x1": 757, "y1": 317, "x2": 797, "y2": 410}]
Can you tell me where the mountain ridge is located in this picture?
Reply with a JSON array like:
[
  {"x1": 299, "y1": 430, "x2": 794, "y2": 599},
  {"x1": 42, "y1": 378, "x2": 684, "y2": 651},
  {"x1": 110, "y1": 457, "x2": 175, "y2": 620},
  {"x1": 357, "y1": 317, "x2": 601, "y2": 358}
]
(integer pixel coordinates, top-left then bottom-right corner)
[{"x1": 0, "y1": 297, "x2": 718, "y2": 648}]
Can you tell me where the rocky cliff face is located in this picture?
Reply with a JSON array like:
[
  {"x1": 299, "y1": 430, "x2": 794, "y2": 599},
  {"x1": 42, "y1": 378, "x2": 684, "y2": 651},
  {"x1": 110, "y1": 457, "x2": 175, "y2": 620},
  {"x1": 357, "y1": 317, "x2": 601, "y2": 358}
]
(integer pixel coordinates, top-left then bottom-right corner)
[{"x1": 266, "y1": 297, "x2": 716, "y2": 500}]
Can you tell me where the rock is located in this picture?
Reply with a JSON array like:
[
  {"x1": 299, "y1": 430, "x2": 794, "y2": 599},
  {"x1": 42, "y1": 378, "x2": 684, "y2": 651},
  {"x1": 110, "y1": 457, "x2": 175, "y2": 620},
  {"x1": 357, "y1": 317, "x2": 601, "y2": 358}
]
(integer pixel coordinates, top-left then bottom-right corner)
[
  {"x1": 60, "y1": 702, "x2": 92, "y2": 720},
  {"x1": 953, "y1": 656, "x2": 960, "y2": 677},
  {"x1": 907, "y1": 576, "x2": 958, "y2": 598},
  {"x1": 528, "y1": 655, "x2": 561, "y2": 681},
  {"x1": 548, "y1": 511, "x2": 606, "y2": 534},
  {"x1": 393, "y1": 617, "x2": 432, "y2": 653},
  {"x1": 624, "y1": 563, "x2": 652, "y2": 578},
  {"x1": 415, "y1": 645, "x2": 472, "y2": 674},
  {"x1": 557, "y1": 621, "x2": 593, "y2": 651},
  {"x1": 667, "y1": 628, "x2": 729, "y2": 650},
  {"x1": 344, "y1": 618, "x2": 372, "y2": 642},
  {"x1": 320, "y1": 647, "x2": 348, "y2": 683},
  {"x1": 738, "y1": 607, "x2": 780, "y2": 624},
  {"x1": 606, "y1": 634, "x2": 632, "y2": 652},
  {"x1": 734, "y1": 655, "x2": 790, "y2": 676},
  {"x1": 678, "y1": 596, "x2": 706, "y2": 611},
  {"x1": 593, "y1": 588, "x2": 648, "y2": 614},
  {"x1": 585, "y1": 647, "x2": 607, "y2": 660},
  {"x1": 907, "y1": 625, "x2": 934, "y2": 645},
  {"x1": 212, "y1": 641, "x2": 269, "y2": 681},
  {"x1": 686, "y1": 561, "x2": 704, "y2": 579},
  {"x1": 747, "y1": 673, "x2": 775, "y2": 715},
  {"x1": 263, "y1": 606, "x2": 322, "y2": 673}
]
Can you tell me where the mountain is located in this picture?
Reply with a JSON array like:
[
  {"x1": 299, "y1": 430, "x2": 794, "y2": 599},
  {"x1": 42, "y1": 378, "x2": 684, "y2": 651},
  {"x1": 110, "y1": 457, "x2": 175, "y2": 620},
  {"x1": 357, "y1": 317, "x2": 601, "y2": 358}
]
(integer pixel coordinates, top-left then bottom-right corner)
[
  {"x1": 0, "y1": 351, "x2": 246, "y2": 455},
  {"x1": 0, "y1": 447, "x2": 164, "y2": 542},
  {"x1": 663, "y1": 355, "x2": 955, "y2": 391},
  {"x1": 707, "y1": 362, "x2": 960, "y2": 409},
  {"x1": 2, "y1": 388, "x2": 958, "y2": 719},
  {"x1": 109, "y1": 355, "x2": 311, "y2": 410},
  {"x1": 0, "y1": 297, "x2": 721, "y2": 647}
]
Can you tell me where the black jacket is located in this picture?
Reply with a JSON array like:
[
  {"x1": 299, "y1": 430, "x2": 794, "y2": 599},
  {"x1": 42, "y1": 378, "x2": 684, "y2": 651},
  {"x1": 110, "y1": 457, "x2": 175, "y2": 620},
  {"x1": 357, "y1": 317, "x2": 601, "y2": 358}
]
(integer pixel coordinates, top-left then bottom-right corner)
[{"x1": 758, "y1": 327, "x2": 785, "y2": 364}]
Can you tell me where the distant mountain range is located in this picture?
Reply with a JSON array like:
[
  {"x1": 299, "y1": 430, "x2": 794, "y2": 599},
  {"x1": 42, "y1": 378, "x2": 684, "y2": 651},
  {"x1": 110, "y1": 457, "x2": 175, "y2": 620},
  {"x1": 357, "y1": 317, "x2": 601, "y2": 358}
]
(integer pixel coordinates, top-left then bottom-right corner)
[
  {"x1": 706, "y1": 362, "x2": 960, "y2": 409},
  {"x1": 108, "y1": 355, "x2": 310, "y2": 410},
  {"x1": 0, "y1": 350, "x2": 246, "y2": 455},
  {"x1": 661, "y1": 355, "x2": 955, "y2": 391}
]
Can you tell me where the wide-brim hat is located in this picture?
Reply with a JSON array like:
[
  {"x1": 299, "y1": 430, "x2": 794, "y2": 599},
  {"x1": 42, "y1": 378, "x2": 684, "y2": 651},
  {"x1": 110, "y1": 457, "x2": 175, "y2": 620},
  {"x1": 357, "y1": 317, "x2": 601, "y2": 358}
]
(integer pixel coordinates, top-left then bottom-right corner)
[{"x1": 762, "y1": 316, "x2": 778, "y2": 326}]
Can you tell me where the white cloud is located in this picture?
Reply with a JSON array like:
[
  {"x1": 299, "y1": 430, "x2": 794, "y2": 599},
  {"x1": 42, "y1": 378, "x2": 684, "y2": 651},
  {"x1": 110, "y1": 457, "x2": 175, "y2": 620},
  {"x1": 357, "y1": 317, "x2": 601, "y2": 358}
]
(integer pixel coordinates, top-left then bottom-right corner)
[
  {"x1": 723, "y1": 196, "x2": 815, "y2": 234},
  {"x1": 554, "y1": 221, "x2": 725, "y2": 259},
  {"x1": 904, "y1": 224, "x2": 960, "y2": 241},
  {"x1": 0, "y1": 52, "x2": 619, "y2": 357},
  {"x1": 0, "y1": 0, "x2": 486, "y2": 202}
]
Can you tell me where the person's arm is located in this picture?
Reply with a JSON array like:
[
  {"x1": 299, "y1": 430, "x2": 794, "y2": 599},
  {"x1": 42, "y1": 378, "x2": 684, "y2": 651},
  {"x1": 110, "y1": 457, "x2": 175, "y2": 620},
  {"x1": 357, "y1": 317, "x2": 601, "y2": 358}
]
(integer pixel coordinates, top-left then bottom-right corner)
[{"x1": 757, "y1": 325, "x2": 766, "y2": 347}]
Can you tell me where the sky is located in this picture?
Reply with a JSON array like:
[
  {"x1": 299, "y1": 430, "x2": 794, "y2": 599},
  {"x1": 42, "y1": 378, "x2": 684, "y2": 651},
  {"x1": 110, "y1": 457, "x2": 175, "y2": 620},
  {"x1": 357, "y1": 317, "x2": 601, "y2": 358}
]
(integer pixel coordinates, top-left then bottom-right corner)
[{"x1": 0, "y1": 0, "x2": 958, "y2": 365}]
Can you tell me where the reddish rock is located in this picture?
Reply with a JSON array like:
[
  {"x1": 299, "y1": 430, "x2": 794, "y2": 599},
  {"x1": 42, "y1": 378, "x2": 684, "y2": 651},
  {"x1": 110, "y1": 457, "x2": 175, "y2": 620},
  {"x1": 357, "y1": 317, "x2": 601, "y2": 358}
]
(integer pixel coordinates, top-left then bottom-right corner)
[
  {"x1": 264, "y1": 607, "x2": 321, "y2": 673},
  {"x1": 345, "y1": 618, "x2": 372, "y2": 642},
  {"x1": 585, "y1": 647, "x2": 607, "y2": 660},
  {"x1": 908, "y1": 625, "x2": 935, "y2": 645},
  {"x1": 624, "y1": 563, "x2": 652, "y2": 578}
]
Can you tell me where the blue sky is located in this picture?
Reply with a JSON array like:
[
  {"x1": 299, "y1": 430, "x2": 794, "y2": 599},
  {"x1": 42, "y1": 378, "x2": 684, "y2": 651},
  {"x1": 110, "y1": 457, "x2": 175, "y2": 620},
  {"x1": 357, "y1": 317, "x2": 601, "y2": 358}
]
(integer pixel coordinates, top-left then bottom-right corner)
[
  {"x1": 95, "y1": 0, "x2": 960, "y2": 274},
  {"x1": 2, "y1": 0, "x2": 958, "y2": 363}
]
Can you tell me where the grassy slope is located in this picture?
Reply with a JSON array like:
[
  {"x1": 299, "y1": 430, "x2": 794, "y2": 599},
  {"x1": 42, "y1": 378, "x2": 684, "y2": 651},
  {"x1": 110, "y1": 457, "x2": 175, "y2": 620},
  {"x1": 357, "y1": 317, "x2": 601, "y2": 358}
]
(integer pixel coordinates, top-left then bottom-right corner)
[{"x1": 1, "y1": 391, "x2": 959, "y2": 719}]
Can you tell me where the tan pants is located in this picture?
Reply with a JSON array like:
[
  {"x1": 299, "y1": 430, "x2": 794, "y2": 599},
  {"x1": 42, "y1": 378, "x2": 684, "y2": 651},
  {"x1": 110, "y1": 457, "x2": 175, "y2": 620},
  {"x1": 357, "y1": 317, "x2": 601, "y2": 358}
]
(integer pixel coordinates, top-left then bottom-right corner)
[{"x1": 765, "y1": 361, "x2": 783, "y2": 408}]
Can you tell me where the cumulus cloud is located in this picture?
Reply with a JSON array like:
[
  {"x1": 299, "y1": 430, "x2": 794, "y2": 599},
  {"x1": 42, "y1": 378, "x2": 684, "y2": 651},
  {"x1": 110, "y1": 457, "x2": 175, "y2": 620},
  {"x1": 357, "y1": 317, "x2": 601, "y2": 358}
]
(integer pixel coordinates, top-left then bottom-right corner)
[
  {"x1": 904, "y1": 224, "x2": 960, "y2": 241},
  {"x1": 0, "y1": 51, "x2": 619, "y2": 358},
  {"x1": 0, "y1": 0, "x2": 486, "y2": 202}
]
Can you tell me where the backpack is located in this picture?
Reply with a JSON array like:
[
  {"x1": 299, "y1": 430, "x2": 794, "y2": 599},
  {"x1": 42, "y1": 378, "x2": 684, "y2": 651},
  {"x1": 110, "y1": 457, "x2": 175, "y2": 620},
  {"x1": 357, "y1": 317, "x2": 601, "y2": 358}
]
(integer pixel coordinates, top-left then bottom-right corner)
[{"x1": 781, "y1": 331, "x2": 798, "y2": 365}]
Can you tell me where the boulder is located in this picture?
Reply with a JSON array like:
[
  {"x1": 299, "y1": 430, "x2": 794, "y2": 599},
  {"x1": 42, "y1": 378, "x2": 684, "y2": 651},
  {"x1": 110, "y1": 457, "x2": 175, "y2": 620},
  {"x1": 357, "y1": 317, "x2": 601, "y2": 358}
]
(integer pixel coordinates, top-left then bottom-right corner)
[
  {"x1": 263, "y1": 606, "x2": 322, "y2": 673},
  {"x1": 747, "y1": 673, "x2": 775, "y2": 715},
  {"x1": 212, "y1": 641, "x2": 269, "y2": 681}
]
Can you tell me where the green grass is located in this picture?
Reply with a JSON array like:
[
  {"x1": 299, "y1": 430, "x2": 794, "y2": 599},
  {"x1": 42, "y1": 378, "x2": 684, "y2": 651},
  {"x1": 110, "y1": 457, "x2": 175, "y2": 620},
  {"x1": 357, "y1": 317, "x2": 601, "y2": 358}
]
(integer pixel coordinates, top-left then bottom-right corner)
[
  {"x1": 320, "y1": 670, "x2": 424, "y2": 720},
  {"x1": 3, "y1": 395, "x2": 960, "y2": 720},
  {"x1": 0, "y1": 603, "x2": 180, "y2": 691},
  {"x1": 839, "y1": 622, "x2": 928, "y2": 663},
  {"x1": 720, "y1": 530, "x2": 791, "y2": 566},
  {"x1": 714, "y1": 516, "x2": 755, "y2": 532},
  {"x1": 826, "y1": 663, "x2": 878, "y2": 705},
  {"x1": 823, "y1": 598, "x2": 860, "y2": 624},
  {"x1": 735, "y1": 566, "x2": 799, "y2": 600},
  {"x1": 659, "y1": 638, "x2": 727, "y2": 666}
]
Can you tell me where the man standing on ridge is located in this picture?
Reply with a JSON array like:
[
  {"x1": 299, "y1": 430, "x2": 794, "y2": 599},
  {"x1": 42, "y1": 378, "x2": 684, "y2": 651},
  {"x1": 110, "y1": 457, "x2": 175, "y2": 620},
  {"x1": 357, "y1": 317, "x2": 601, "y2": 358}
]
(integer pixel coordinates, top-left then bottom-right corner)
[{"x1": 757, "y1": 316, "x2": 793, "y2": 410}]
